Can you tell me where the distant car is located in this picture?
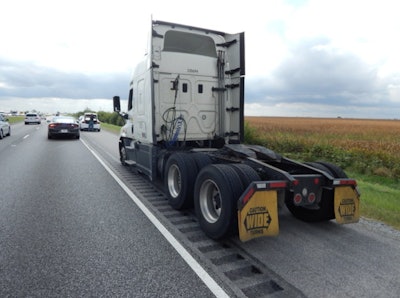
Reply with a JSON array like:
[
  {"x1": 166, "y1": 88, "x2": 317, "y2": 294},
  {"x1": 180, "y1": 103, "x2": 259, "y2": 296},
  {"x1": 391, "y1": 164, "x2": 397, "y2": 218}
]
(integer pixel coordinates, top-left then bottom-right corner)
[
  {"x1": 48, "y1": 116, "x2": 80, "y2": 139},
  {"x1": 25, "y1": 113, "x2": 41, "y2": 124},
  {"x1": 79, "y1": 113, "x2": 101, "y2": 131},
  {"x1": 0, "y1": 114, "x2": 11, "y2": 139}
]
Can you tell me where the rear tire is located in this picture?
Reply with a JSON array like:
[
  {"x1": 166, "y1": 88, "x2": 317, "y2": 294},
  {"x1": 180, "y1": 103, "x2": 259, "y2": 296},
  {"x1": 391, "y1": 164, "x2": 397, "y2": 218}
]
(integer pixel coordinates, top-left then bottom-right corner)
[
  {"x1": 285, "y1": 162, "x2": 343, "y2": 222},
  {"x1": 230, "y1": 163, "x2": 260, "y2": 189},
  {"x1": 165, "y1": 153, "x2": 198, "y2": 210},
  {"x1": 316, "y1": 161, "x2": 348, "y2": 178},
  {"x1": 191, "y1": 152, "x2": 212, "y2": 171},
  {"x1": 119, "y1": 142, "x2": 127, "y2": 166},
  {"x1": 194, "y1": 164, "x2": 245, "y2": 239}
]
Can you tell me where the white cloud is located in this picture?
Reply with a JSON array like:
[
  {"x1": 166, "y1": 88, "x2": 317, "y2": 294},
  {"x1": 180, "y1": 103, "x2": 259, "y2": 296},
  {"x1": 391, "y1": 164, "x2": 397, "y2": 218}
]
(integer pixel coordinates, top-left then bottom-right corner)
[{"x1": 1, "y1": 0, "x2": 400, "y2": 118}]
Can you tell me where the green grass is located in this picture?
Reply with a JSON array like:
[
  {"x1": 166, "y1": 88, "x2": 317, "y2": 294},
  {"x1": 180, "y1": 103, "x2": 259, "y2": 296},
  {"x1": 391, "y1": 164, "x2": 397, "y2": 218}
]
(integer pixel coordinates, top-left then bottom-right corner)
[
  {"x1": 7, "y1": 116, "x2": 25, "y2": 124},
  {"x1": 101, "y1": 122, "x2": 121, "y2": 134},
  {"x1": 347, "y1": 171, "x2": 400, "y2": 230}
]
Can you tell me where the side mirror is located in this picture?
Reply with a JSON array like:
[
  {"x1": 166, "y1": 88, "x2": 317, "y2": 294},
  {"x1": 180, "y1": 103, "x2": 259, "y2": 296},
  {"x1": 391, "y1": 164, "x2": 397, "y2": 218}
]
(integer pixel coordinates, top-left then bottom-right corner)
[{"x1": 113, "y1": 96, "x2": 121, "y2": 112}]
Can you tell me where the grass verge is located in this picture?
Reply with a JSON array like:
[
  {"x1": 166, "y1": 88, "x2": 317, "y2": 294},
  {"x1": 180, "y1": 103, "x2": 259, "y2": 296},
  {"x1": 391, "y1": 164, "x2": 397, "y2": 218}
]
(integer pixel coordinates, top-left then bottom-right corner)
[
  {"x1": 347, "y1": 171, "x2": 400, "y2": 230},
  {"x1": 7, "y1": 116, "x2": 25, "y2": 124},
  {"x1": 101, "y1": 122, "x2": 121, "y2": 134}
]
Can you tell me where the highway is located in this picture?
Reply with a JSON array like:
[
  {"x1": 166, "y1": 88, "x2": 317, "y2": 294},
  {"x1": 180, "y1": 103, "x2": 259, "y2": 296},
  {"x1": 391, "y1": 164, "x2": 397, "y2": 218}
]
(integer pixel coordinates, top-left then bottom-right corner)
[
  {"x1": 1, "y1": 121, "x2": 399, "y2": 298},
  {"x1": 0, "y1": 122, "x2": 218, "y2": 297}
]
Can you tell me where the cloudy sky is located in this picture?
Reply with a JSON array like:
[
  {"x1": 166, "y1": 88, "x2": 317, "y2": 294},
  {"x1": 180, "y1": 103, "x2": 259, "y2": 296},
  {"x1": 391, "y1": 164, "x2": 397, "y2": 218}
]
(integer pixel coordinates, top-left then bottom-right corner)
[{"x1": 1, "y1": 0, "x2": 400, "y2": 118}]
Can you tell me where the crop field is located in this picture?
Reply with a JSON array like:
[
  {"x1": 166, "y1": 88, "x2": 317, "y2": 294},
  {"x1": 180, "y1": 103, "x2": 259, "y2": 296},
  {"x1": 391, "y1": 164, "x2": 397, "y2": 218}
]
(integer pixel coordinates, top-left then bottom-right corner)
[
  {"x1": 244, "y1": 117, "x2": 400, "y2": 229},
  {"x1": 245, "y1": 117, "x2": 400, "y2": 178}
]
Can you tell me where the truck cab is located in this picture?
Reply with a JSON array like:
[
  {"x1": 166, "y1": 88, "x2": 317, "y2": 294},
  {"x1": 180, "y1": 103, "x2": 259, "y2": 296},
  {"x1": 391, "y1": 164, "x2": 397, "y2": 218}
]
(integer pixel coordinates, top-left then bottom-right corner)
[
  {"x1": 115, "y1": 20, "x2": 245, "y2": 179},
  {"x1": 113, "y1": 20, "x2": 360, "y2": 242}
]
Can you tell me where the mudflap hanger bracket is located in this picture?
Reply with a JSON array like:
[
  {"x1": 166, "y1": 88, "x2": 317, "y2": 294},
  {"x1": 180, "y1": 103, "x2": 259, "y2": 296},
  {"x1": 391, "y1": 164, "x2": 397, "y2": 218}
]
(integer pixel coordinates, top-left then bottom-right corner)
[{"x1": 238, "y1": 181, "x2": 287, "y2": 242}]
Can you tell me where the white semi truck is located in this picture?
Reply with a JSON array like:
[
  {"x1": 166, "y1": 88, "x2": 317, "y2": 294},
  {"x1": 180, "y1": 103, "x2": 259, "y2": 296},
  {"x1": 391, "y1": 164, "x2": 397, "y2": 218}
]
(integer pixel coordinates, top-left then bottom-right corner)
[{"x1": 113, "y1": 20, "x2": 360, "y2": 242}]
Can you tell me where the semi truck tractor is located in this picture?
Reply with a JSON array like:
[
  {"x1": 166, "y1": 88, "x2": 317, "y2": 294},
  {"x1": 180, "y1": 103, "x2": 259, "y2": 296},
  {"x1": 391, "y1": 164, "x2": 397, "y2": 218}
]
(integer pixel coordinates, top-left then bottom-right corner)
[{"x1": 113, "y1": 20, "x2": 360, "y2": 242}]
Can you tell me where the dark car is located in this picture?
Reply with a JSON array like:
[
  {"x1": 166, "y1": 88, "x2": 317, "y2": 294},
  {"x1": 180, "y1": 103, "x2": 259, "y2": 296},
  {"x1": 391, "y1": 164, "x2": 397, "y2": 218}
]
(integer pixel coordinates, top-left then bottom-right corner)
[{"x1": 48, "y1": 116, "x2": 80, "y2": 139}]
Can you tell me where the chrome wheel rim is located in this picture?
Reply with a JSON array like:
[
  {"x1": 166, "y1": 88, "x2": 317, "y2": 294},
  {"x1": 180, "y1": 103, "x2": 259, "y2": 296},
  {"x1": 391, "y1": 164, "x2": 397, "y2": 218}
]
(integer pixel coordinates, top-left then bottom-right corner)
[
  {"x1": 199, "y1": 179, "x2": 221, "y2": 223},
  {"x1": 167, "y1": 164, "x2": 181, "y2": 198}
]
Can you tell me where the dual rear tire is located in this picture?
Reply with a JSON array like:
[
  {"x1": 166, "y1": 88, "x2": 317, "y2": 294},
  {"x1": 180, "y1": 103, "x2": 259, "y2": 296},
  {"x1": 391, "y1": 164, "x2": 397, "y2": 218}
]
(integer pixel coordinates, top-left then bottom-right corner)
[
  {"x1": 164, "y1": 152, "x2": 260, "y2": 239},
  {"x1": 164, "y1": 154, "x2": 347, "y2": 237}
]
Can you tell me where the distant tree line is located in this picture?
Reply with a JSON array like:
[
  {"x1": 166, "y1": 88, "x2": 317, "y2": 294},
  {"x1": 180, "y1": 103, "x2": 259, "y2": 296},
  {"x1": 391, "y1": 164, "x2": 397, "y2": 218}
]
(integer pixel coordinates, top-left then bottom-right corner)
[{"x1": 72, "y1": 108, "x2": 125, "y2": 126}]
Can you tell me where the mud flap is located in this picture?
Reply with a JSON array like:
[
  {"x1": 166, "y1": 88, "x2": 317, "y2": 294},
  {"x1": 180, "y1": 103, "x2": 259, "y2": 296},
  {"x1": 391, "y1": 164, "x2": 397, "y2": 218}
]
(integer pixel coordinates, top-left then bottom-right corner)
[
  {"x1": 238, "y1": 182, "x2": 286, "y2": 242},
  {"x1": 334, "y1": 186, "x2": 360, "y2": 224}
]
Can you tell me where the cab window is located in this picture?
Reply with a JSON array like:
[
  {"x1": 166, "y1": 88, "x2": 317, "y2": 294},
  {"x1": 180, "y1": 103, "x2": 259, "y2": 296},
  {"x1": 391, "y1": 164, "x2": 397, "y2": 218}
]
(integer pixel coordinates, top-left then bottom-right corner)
[{"x1": 163, "y1": 31, "x2": 217, "y2": 58}]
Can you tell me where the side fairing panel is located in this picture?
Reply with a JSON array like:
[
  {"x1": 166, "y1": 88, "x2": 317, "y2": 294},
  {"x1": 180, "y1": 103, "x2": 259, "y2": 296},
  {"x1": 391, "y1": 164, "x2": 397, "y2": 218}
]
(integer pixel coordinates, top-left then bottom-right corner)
[{"x1": 223, "y1": 32, "x2": 245, "y2": 143}]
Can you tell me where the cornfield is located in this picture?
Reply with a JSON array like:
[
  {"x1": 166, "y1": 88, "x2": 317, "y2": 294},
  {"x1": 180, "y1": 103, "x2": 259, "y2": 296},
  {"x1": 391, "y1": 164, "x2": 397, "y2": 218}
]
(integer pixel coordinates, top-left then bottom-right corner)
[{"x1": 244, "y1": 117, "x2": 400, "y2": 179}]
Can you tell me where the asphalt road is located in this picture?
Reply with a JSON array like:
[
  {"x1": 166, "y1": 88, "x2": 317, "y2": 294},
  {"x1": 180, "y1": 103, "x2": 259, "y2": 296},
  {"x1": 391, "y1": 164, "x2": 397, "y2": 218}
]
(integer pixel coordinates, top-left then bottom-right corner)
[
  {"x1": 1, "y1": 121, "x2": 400, "y2": 298},
  {"x1": 238, "y1": 208, "x2": 400, "y2": 298},
  {"x1": 0, "y1": 122, "x2": 218, "y2": 297}
]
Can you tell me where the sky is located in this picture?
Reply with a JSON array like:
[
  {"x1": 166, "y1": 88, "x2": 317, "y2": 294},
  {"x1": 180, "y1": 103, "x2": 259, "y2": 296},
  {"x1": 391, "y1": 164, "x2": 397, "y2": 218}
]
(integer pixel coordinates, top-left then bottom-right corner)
[{"x1": 1, "y1": 0, "x2": 400, "y2": 119}]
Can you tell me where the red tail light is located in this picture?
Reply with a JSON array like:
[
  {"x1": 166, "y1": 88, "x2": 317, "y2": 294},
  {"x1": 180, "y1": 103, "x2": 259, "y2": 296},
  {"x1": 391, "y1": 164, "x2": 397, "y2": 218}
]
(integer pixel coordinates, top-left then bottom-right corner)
[
  {"x1": 268, "y1": 181, "x2": 287, "y2": 188},
  {"x1": 294, "y1": 193, "x2": 302, "y2": 205},
  {"x1": 308, "y1": 192, "x2": 316, "y2": 203}
]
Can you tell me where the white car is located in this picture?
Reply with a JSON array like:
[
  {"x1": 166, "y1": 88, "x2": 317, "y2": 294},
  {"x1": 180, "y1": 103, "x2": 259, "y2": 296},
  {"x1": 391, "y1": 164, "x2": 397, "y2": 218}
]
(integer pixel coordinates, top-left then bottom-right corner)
[
  {"x1": 79, "y1": 113, "x2": 101, "y2": 131},
  {"x1": 0, "y1": 114, "x2": 11, "y2": 139},
  {"x1": 25, "y1": 113, "x2": 41, "y2": 124}
]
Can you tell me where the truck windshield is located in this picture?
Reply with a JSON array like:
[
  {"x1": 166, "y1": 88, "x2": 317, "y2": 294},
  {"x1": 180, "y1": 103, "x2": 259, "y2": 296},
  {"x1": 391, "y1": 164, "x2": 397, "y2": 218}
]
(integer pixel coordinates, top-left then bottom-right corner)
[{"x1": 163, "y1": 30, "x2": 217, "y2": 58}]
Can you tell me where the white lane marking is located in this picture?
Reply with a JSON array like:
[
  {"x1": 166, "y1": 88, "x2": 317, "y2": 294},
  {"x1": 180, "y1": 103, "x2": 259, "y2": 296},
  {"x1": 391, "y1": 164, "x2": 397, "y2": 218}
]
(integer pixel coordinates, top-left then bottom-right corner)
[
  {"x1": 23, "y1": 134, "x2": 30, "y2": 139},
  {"x1": 80, "y1": 139, "x2": 229, "y2": 298}
]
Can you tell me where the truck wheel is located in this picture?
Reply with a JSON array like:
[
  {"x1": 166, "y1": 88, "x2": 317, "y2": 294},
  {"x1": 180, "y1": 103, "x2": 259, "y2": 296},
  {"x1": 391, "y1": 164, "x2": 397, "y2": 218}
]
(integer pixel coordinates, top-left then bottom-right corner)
[
  {"x1": 285, "y1": 162, "x2": 338, "y2": 222},
  {"x1": 191, "y1": 152, "x2": 212, "y2": 170},
  {"x1": 119, "y1": 143, "x2": 127, "y2": 166},
  {"x1": 316, "y1": 161, "x2": 348, "y2": 178},
  {"x1": 165, "y1": 153, "x2": 197, "y2": 210},
  {"x1": 230, "y1": 164, "x2": 260, "y2": 188},
  {"x1": 194, "y1": 164, "x2": 244, "y2": 240}
]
